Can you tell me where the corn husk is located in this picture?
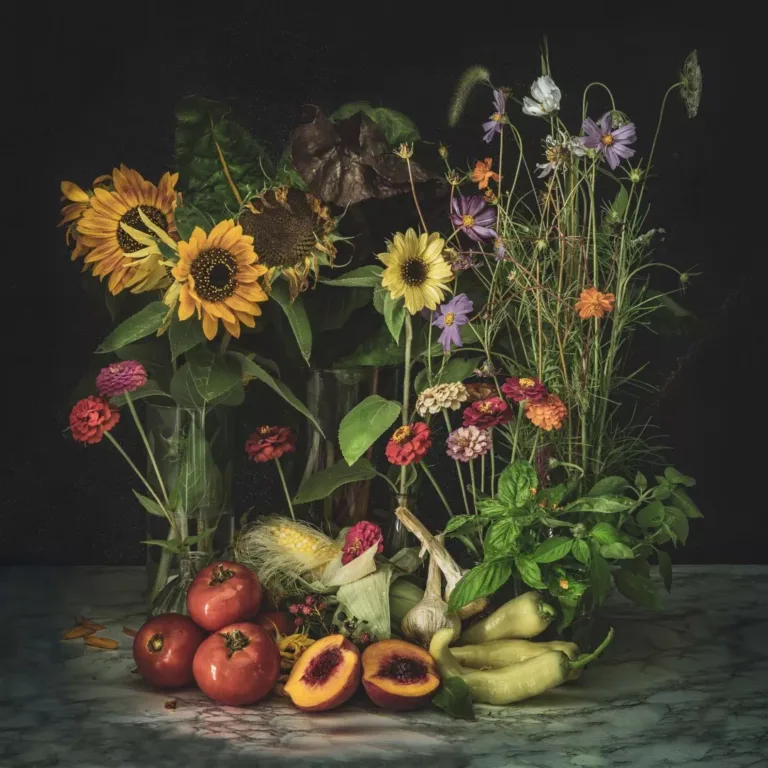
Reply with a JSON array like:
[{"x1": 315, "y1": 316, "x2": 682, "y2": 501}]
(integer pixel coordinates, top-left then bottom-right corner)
[
  {"x1": 335, "y1": 564, "x2": 397, "y2": 640},
  {"x1": 321, "y1": 542, "x2": 379, "y2": 587}
]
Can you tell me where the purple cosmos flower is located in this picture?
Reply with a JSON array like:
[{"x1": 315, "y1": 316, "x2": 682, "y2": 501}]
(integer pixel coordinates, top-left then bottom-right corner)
[
  {"x1": 482, "y1": 89, "x2": 506, "y2": 143},
  {"x1": 581, "y1": 113, "x2": 637, "y2": 170},
  {"x1": 451, "y1": 196, "x2": 496, "y2": 242},
  {"x1": 494, "y1": 237, "x2": 506, "y2": 261},
  {"x1": 433, "y1": 293, "x2": 473, "y2": 353}
]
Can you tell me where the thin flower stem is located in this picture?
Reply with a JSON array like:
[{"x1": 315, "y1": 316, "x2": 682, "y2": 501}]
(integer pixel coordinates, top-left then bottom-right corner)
[
  {"x1": 510, "y1": 403, "x2": 524, "y2": 462},
  {"x1": 275, "y1": 458, "x2": 295, "y2": 521},
  {"x1": 497, "y1": 123, "x2": 504, "y2": 201},
  {"x1": 210, "y1": 115, "x2": 243, "y2": 207},
  {"x1": 405, "y1": 157, "x2": 428, "y2": 233},
  {"x1": 124, "y1": 392, "x2": 170, "y2": 507},
  {"x1": 399, "y1": 313, "x2": 414, "y2": 502},
  {"x1": 528, "y1": 432, "x2": 540, "y2": 463},
  {"x1": 490, "y1": 431, "x2": 496, "y2": 497},
  {"x1": 443, "y1": 409, "x2": 470, "y2": 515},
  {"x1": 420, "y1": 463, "x2": 453, "y2": 518},
  {"x1": 104, "y1": 431, "x2": 179, "y2": 540},
  {"x1": 480, "y1": 453, "x2": 486, "y2": 494},
  {"x1": 468, "y1": 461, "x2": 478, "y2": 514}
]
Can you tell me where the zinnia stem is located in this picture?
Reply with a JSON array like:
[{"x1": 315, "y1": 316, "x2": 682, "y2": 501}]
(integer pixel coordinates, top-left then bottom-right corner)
[
  {"x1": 490, "y1": 431, "x2": 496, "y2": 497},
  {"x1": 420, "y1": 463, "x2": 453, "y2": 518},
  {"x1": 468, "y1": 461, "x2": 478, "y2": 514},
  {"x1": 443, "y1": 410, "x2": 470, "y2": 516},
  {"x1": 274, "y1": 458, "x2": 295, "y2": 521},
  {"x1": 480, "y1": 453, "x2": 486, "y2": 494},
  {"x1": 510, "y1": 403, "x2": 524, "y2": 462},
  {"x1": 124, "y1": 392, "x2": 171, "y2": 508}
]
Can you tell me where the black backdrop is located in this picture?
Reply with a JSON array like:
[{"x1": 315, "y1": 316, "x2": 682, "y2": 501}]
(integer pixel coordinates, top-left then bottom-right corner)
[{"x1": 5, "y1": 12, "x2": 758, "y2": 565}]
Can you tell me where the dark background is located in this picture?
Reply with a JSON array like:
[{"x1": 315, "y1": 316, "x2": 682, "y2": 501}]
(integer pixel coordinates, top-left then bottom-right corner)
[{"x1": 5, "y1": 12, "x2": 757, "y2": 565}]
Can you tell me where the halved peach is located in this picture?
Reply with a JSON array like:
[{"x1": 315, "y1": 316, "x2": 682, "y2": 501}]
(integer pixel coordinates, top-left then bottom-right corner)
[
  {"x1": 283, "y1": 634, "x2": 361, "y2": 712},
  {"x1": 361, "y1": 639, "x2": 440, "y2": 711}
]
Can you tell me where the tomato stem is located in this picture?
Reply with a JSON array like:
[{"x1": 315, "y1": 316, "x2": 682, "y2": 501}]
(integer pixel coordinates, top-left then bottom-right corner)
[
  {"x1": 208, "y1": 564, "x2": 235, "y2": 586},
  {"x1": 148, "y1": 633, "x2": 164, "y2": 653},
  {"x1": 222, "y1": 628, "x2": 250, "y2": 658}
]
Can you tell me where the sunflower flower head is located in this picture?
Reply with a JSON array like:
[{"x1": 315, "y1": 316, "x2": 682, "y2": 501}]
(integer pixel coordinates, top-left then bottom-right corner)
[
  {"x1": 239, "y1": 187, "x2": 337, "y2": 301},
  {"x1": 169, "y1": 220, "x2": 268, "y2": 341},
  {"x1": 378, "y1": 229, "x2": 452, "y2": 314}
]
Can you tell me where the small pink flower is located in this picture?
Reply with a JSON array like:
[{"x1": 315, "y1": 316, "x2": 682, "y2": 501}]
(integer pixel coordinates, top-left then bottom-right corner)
[
  {"x1": 301, "y1": 605, "x2": 312, "y2": 616},
  {"x1": 294, "y1": 617, "x2": 304, "y2": 627},
  {"x1": 288, "y1": 604, "x2": 299, "y2": 614},
  {"x1": 96, "y1": 360, "x2": 148, "y2": 398},
  {"x1": 342, "y1": 521, "x2": 384, "y2": 565},
  {"x1": 446, "y1": 426, "x2": 491, "y2": 462}
]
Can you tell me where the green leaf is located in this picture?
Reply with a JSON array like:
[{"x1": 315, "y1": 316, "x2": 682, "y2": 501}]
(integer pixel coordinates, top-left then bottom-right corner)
[
  {"x1": 385, "y1": 462, "x2": 417, "y2": 490},
  {"x1": 635, "y1": 472, "x2": 648, "y2": 492},
  {"x1": 339, "y1": 395, "x2": 401, "y2": 466},
  {"x1": 497, "y1": 460, "x2": 538, "y2": 508},
  {"x1": 110, "y1": 381, "x2": 172, "y2": 407},
  {"x1": 667, "y1": 487, "x2": 704, "y2": 518},
  {"x1": 330, "y1": 101, "x2": 421, "y2": 146},
  {"x1": 566, "y1": 495, "x2": 636, "y2": 514},
  {"x1": 382, "y1": 291, "x2": 405, "y2": 343},
  {"x1": 588, "y1": 476, "x2": 628, "y2": 497},
  {"x1": 590, "y1": 522, "x2": 620, "y2": 544},
  {"x1": 97, "y1": 302, "x2": 167, "y2": 354},
  {"x1": 651, "y1": 483, "x2": 674, "y2": 501},
  {"x1": 168, "y1": 429, "x2": 221, "y2": 517},
  {"x1": 182, "y1": 528, "x2": 217, "y2": 547},
  {"x1": 230, "y1": 352, "x2": 324, "y2": 436},
  {"x1": 270, "y1": 282, "x2": 312, "y2": 365},
  {"x1": 115, "y1": 339, "x2": 173, "y2": 371},
  {"x1": 319, "y1": 266, "x2": 383, "y2": 288},
  {"x1": 572, "y1": 539, "x2": 591, "y2": 565},
  {"x1": 532, "y1": 537, "x2": 573, "y2": 563},
  {"x1": 132, "y1": 490, "x2": 166, "y2": 518},
  {"x1": 636, "y1": 500, "x2": 666, "y2": 528},
  {"x1": 448, "y1": 559, "x2": 513, "y2": 611},
  {"x1": 590, "y1": 554, "x2": 612, "y2": 606},
  {"x1": 335, "y1": 322, "x2": 405, "y2": 368},
  {"x1": 613, "y1": 568, "x2": 661, "y2": 609},
  {"x1": 657, "y1": 550, "x2": 673, "y2": 592},
  {"x1": 175, "y1": 96, "x2": 271, "y2": 215},
  {"x1": 417, "y1": 357, "x2": 484, "y2": 392},
  {"x1": 515, "y1": 555, "x2": 547, "y2": 589},
  {"x1": 664, "y1": 467, "x2": 696, "y2": 487},
  {"x1": 141, "y1": 538, "x2": 184, "y2": 554},
  {"x1": 474, "y1": 498, "x2": 510, "y2": 518},
  {"x1": 169, "y1": 315, "x2": 205, "y2": 360},
  {"x1": 557, "y1": 595, "x2": 579, "y2": 632},
  {"x1": 173, "y1": 204, "x2": 215, "y2": 241},
  {"x1": 431, "y1": 677, "x2": 474, "y2": 721},
  {"x1": 444, "y1": 514, "x2": 483, "y2": 538},
  {"x1": 664, "y1": 507, "x2": 690, "y2": 545},
  {"x1": 169, "y1": 349, "x2": 242, "y2": 407},
  {"x1": 483, "y1": 519, "x2": 522, "y2": 558},
  {"x1": 294, "y1": 458, "x2": 377, "y2": 504},
  {"x1": 599, "y1": 542, "x2": 635, "y2": 560}
]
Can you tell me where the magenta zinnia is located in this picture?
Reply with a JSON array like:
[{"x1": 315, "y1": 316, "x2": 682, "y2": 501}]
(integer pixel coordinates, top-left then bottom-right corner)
[
  {"x1": 501, "y1": 376, "x2": 549, "y2": 404},
  {"x1": 96, "y1": 360, "x2": 148, "y2": 398},
  {"x1": 462, "y1": 397, "x2": 513, "y2": 429},
  {"x1": 342, "y1": 521, "x2": 384, "y2": 565}
]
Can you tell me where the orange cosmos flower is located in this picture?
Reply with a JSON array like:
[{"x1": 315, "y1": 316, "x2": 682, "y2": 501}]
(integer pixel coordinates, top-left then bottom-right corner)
[
  {"x1": 575, "y1": 287, "x2": 616, "y2": 319},
  {"x1": 471, "y1": 158, "x2": 500, "y2": 190}
]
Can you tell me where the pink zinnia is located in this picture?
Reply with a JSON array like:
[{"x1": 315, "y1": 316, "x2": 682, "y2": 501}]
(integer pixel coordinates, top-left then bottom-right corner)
[
  {"x1": 69, "y1": 396, "x2": 120, "y2": 445},
  {"x1": 446, "y1": 426, "x2": 491, "y2": 463},
  {"x1": 342, "y1": 521, "x2": 384, "y2": 565},
  {"x1": 462, "y1": 397, "x2": 513, "y2": 429},
  {"x1": 96, "y1": 360, "x2": 148, "y2": 398}
]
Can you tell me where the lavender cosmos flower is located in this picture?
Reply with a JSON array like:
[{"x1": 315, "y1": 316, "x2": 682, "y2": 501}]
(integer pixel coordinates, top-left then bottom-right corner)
[
  {"x1": 482, "y1": 89, "x2": 506, "y2": 143},
  {"x1": 433, "y1": 293, "x2": 473, "y2": 352},
  {"x1": 581, "y1": 113, "x2": 636, "y2": 170},
  {"x1": 522, "y1": 76, "x2": 561, "y2": 117},
  {"x1": 451, "y1": 196, "x2": 496, "y2": 242}
]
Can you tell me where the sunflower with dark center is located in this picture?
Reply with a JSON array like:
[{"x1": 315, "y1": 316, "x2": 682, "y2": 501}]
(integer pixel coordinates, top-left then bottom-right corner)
[
  {"x1": 165, "y1": 220, "x2": 268, "y2": 341},
  {"x1": 76, "y1": 165, "x2": 179, "y2": 295},
  {"x1": 238, "y1": 187, "x2": 337, "y2": 301}
]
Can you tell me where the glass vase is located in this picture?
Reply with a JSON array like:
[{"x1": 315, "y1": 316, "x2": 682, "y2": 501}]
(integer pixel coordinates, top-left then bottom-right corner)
[
  {"x1": 144, "y1": 403, "x2": 235, "y2": 607},
  {"x1": 149, "y1": 550, "x2": 209, "y2": 617}
]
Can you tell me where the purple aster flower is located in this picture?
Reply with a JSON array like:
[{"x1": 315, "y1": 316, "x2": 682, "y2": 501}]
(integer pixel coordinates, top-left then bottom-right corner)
[
  {"x1": 451, "y1": 196, "x2": 496, "y2": 242},
  {"x1": 433, "y1": 293, "x2": 473, "y2": 353},
  {"x1": 494, "y1": 237, "x2": 506, "y2": 261},
  {"x1": 482, "y1": 89, "x2": 506, "y2": 143},
  {"x1": 452, "y1": 251, "x2": 479, "y2": 272},
  {"x1": 581, "y1": 113, "x2": 637, "y2": 170}
]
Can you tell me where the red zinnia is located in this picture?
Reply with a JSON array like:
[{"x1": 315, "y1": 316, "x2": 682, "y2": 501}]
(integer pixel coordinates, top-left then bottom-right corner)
[
  {"x1": 342, "y1": 521, "x2": 384, "y2": 565},
  {"x1": 385, "y1": 422, "x2": 431, "y2": 466},
  {"x1": 244, "y1": 426, "x2": 297, "y2": 463},
  {"x1": 69, "y1": 396, "x2": 120, "y2": 445},
  {"x1": 501, "y1": 376, "x2": 549, "y2": 403},
  {"x1": 462, "y1": 397, "x2": 513, "y2": 429},
  {"x1": 96, "y1": 360, "x2": 147, "y2": 398}
]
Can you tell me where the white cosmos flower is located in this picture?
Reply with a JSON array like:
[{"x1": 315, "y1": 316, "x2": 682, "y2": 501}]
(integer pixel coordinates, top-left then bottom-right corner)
[
  {"x1": 535, "y1": 131, "x2": 585, "y2": 177},
  {"x1": 522, "y1": 76, "x2": 562, "y2": 117}
]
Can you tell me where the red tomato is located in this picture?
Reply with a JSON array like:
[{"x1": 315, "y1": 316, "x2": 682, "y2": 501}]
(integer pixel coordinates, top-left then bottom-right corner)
[
  {"x1": 192, "y1": 622, "x2": 280, "y2": 705},
  {"x1": 186, "y1": 561, "x2": 262, "y2": 632},
  {"x1": 132, "y1": 613, "x2": 205, "y2": 689},
  {"x1": 256, "y1": 612, "x2": 292, "y2": 639}
]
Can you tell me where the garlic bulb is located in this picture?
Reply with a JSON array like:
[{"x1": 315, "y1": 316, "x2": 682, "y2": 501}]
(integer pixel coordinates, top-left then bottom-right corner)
[
  {"x1": 394, "y1": 507, "x2": 489, "y2": 620},
  {"x1": 401, "y1": 549, "x2": 460, "y2": 647}
]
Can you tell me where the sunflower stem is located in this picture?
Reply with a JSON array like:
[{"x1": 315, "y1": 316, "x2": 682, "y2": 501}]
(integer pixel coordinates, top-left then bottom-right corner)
[
  {"x1": 275, "y1": 458, "x2": 295, "y2": 521},
  {"x1": 405, "y1": 157, "x2": 428, "y2": 233},
  {"x1": 124, "y1": 392, "x2": 170, "y2": 508},
  {"x1": 399, "y1": 313, "x2": 414, "y2": 499},
  {"x1": 210, "y1": 115, "x2": 243, "y2": 207}
]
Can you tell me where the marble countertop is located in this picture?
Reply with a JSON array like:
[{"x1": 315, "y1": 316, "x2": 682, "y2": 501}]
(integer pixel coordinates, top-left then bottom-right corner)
[{"x1": 1, "y1": 565, "x2": 766, "y2": 768}]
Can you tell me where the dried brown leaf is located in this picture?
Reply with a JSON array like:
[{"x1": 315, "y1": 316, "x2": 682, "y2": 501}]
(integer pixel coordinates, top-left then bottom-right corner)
[
  {"x1": 62, "y1": 625, "x2": 98, "y2": 640},
  {"x1": 83, "y1": 636, "x2": 119, "y2": 650},
  {"x1": 122, "y1": 626, "x2": 138, "y2": 637}
]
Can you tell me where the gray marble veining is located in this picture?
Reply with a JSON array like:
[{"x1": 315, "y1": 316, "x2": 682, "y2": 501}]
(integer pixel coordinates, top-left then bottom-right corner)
[{"x1": 1, "y1": 566, "x2": 766, "y2": 767}]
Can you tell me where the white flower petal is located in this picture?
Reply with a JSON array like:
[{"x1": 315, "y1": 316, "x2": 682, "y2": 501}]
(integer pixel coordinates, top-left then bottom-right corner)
[{"x1": 522, "y1": 97, "x2": 546, "y2": 117}]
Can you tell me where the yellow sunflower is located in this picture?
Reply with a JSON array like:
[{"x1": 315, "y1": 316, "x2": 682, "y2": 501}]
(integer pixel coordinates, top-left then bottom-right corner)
[
  {"x1": 167, "y1": 220, "x2": 269, "y2": 341},
  {"x1": 58, "y1": 176, "x2": 112, "y2": 264},
  {"x1": 238, "y1": 187, "x2": 337, "y2": 301},
  {"x1": 378, "y1": 229, "x2": 452, "y2": 314},
  {"x1": 76, "y1": 165, "x2": 179, "y2": 295}
]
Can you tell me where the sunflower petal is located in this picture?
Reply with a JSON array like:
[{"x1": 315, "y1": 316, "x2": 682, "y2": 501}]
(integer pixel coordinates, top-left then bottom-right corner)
[
  {"x1": 61, "y1": 181, "x2": 90, "y2": 203},
  {"x1": 202, "y1": 312, "x2": 218, "y2": 340}
]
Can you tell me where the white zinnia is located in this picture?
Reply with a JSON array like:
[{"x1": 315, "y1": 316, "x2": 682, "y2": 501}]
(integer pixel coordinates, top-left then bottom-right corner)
[
  {"x1": 416, "y1": 382, "x2": 468, "y2": 416},
  {"x1": 522, "y1": 76, "x2": 562, "y2": 118}
]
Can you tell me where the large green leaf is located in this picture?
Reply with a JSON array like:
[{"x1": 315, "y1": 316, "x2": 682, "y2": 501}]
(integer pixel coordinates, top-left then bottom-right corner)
[
  {"x1": 132, "y1": 490, "x2": 166, "y2": 518},
  {"x1": 339, "y1": 395, "x2": 401, "y2": 466},
  {"x1": 294, "y1": 458, "x2": 377, "y2": 504},
  {"x1": 664, "y1": 507, "x2": 690, "y2": 545},
  {"x1": 319, "y1": 266, "x2": 383, "y2": 288},
  {"x1": 431, "y1": 677, "x2": 474, "y2": 721},
  {"x1": 335, "y1": 322, "x2": 405, "y2": 368},
  {"x1": 566, "y1": 496, "x2": 636, "y2": 514},
  {"x1": 448, "y1": 558, "x2": 513, "y2": 611},
  {"x1": 587, "y1": 476, "x2": 628, "y2": 497},
  {"x1": 381, "y1": 291, "x2": 405, "y2": 343},
  {"x1": 175, "y1": 96, "x2": 271, "y2": 215},
  {"x1": 415, "y1": 356, "x2": 484, "y2": 393},
  {"x1": 330, "y1": 101, "x2": 420, "y2": 145},
  {"x1": 111, "y1": 381, "x2": 172, "y2": 407},
  {"x1": 497, "y1": 460, "x2": 538, "y2": 509},
  {"x1": 230, "y1": 352, "x2": 323, "y2": 436},
  {"x1": 483, "y1": 519, "x2": 521, "y2": 559},
  {"x1": 514, "y1": 555, "x2": 547, "y2": 589},
  {"x1": 169, "y1": 315, "x2": 205, "y2": 361},
  {"x1": 168, "y1": 429, "x2": 221, "y2": 517},
  {"x1": 532, "y1": 537, "x2": 573, "y2": 563},
  {"x1": 97, "y1": 302, "x2": 168, "y2": 354},
  {"x1": 664, "y1": 467, "x2": 696, "y2": 488},
  {"x1": 590, "y1": 552, "x2": 612, "y2": 605},
  {"x1": 173, "y1": 204, "x2": 215, "y2": 241},
  {"x1": 657, "y1": 550, "x2": 673, "y2": 592},
  {"x1": 599, "y1": 542, "x2": 635, "y2": 560},
  {"x1": 270, "y1": 282, "x2": 312, "y2": 365},
  {"x1": 443, "y1": 514, "x2": 484, "y2": 539},
  {"x1": 169, "y1": 349, "x2": 241, "y2": 407},
  {"x1": 572, "y1": 539, "x2": 591, "y2": 565},
  {"x1": 637, "y1": 500, "x2": 666, "y2": 528},
  {"x1": 613, "y1": 568, "x2": 661, "y2": 609},
  {"x1": 667, "y1": 487, "x2": 704, "y2": 519},
  {"x1": 589, "y1": 522, "x2": 620, "y2": 544}
]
